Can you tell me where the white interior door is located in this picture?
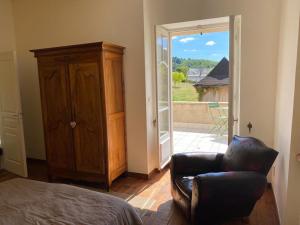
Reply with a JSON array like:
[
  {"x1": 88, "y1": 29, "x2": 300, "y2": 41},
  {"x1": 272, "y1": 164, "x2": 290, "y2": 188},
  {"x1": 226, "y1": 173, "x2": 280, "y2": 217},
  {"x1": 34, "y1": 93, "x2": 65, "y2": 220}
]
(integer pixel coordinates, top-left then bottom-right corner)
[
  {"x1": 229, "y1": 15, "x2": 241, "y2": 141},
  {"x1": 156, "y1": 26, "x2": 172, "y2": 169},
  {"x1": 0, "y1": 51, "x2": 28, "y2": 177}
]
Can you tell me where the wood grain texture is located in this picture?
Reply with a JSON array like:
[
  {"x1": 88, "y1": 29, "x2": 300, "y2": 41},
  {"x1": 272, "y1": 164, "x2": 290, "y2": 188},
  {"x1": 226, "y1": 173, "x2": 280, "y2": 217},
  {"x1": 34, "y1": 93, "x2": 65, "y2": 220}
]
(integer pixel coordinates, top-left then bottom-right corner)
[
  {"x1": 30, "y1": 42, "x2": 124, "y2": 57},
  {"x1": 102, "y1": 51, "x2": 127, "y2": 185},
  {"x1": 69, "y1": 62, "x2": 105, "y2": 175},
  {"x1": 1, "y1": 161, "x2": 279, "y2": 225},
  {"x1": 38, "y1": 59, "x2": 74, "y2": 170}
]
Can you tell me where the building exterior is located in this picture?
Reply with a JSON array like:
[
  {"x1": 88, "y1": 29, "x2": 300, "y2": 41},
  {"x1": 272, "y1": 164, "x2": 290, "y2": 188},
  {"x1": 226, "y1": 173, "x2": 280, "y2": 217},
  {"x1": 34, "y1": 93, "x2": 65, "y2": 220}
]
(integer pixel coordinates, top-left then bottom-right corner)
[
  {"x1": 194, "y1": 57, "x2": 229, "y2": 102},
  {"x1": 186, "y1": 68, "x2": 211, "y2": 82}
]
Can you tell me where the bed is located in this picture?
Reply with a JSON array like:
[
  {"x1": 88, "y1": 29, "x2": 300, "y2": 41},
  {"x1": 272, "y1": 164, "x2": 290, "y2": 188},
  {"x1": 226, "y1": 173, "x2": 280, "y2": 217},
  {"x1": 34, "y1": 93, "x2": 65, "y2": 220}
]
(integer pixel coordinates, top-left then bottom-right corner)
[{"x1": 0, "y1": 178, "x2": 143, "y2": 225}]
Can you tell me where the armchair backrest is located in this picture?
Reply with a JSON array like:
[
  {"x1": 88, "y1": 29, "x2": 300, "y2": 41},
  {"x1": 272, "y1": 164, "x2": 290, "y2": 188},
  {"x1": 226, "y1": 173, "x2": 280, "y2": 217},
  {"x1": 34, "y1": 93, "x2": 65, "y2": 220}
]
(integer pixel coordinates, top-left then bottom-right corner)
[{"x1": 221, "y1": 136, "x2": 278, "y2": 175}]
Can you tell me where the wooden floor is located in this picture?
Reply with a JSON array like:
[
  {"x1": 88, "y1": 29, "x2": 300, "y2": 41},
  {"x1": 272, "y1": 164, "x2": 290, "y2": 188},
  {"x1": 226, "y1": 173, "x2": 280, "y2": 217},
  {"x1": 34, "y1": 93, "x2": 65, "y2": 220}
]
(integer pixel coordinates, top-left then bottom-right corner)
[{"x1": 0, "y1": 160, "x2": 280, "y2": 225}]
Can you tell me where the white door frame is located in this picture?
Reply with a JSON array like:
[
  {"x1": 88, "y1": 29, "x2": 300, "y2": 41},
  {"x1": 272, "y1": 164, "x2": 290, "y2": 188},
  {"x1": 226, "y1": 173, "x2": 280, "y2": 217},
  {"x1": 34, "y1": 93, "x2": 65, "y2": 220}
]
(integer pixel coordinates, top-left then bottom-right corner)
[
  {"x1": 228, "y1": 16, "x2": 234, "y2": 142},
  {"x1": 155, "y1": 25, "x2": 173, "y2": 169},
  {"x1": 0, "y1": 51, "x2": 28, "y2": 177},
  {"x1": 229, "y1": 15, "x2": 242, "y2": 141},
  {"x1": 154, "y1": 16, "x2": 241, "y2": 167},
  {"x1": 167, "y1": 16, "x2": 241, "y2": 143}
]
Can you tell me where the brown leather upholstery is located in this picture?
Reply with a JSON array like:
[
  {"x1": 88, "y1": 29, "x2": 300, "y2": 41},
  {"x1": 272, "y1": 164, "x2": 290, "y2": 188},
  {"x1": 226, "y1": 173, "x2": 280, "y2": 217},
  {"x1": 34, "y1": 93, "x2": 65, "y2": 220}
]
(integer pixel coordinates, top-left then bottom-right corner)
[
  {"x1": 221, "y1": 136, "x2": 278, "y2": 175},
  {"x1": 170, "y1": 152, "x2": 223, "y2": 220},
  {"x1": 170, "y1": 135, "x2": 278, "y2": 225},
  {"x1": 175, "y1": 176, "x2": 193, "y2": 199}
]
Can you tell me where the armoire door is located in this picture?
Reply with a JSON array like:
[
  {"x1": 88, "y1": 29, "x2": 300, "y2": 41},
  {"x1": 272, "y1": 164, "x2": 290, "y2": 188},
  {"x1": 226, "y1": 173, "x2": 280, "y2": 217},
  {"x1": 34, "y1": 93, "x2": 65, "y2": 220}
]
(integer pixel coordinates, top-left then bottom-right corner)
[
  {"x1": 69, "y1": 61, "x2": 105, "y2": 175},
  {"x1": 38, "y1": 60, "x2": 74, "y2": 170},
  {"x1": 103, "y1": 51, "x2": 126, "y2": 180}
]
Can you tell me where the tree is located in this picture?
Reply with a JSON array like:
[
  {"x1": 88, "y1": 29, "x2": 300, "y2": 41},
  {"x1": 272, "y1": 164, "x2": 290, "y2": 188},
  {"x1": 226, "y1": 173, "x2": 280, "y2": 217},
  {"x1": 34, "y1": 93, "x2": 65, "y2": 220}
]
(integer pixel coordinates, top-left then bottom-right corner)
[
  {"x1": 172, "y1": 72, "x2": 185, "y2": 87},
  {"x1": 172, "y1": 56, "x2": 182, "y2": 71},
  {"x1": 172, "y1": 57, "x2": 218, "y2": 71},
  {"x1": 195, "y1": 86, "x2": 205, "y2": 101},
  {"x1": 176, "y1": 65, "x2": 189, "y2": 77}
]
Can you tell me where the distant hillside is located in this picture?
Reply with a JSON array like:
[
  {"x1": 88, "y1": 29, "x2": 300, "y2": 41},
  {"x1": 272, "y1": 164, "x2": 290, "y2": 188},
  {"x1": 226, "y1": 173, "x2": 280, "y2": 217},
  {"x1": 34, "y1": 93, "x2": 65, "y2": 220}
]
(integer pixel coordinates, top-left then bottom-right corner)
[{"x1": 172, "y1": 57, "x2": 218, "y2": 71}]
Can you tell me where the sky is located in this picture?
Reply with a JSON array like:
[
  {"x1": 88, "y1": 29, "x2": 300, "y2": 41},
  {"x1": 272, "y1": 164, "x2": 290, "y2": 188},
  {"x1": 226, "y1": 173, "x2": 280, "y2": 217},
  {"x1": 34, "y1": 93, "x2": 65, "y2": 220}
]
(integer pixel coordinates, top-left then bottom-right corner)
[{"x1": 172, "y1": 31, "x2": 229, "y2": 62}]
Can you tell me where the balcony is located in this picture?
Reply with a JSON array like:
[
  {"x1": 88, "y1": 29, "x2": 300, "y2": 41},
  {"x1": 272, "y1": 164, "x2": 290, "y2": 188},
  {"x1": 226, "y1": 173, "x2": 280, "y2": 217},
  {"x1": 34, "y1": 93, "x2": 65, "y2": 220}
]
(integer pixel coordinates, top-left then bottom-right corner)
[{"x1": 173, "y1": 101, "x2": 228, "y2": 154}]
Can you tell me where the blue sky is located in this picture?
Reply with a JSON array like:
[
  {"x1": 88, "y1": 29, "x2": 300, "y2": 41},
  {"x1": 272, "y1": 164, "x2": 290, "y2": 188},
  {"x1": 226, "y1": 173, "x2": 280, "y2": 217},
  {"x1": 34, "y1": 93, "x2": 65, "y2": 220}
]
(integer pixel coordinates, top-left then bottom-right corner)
[{"x1": 172, "y1": 32, "x2": 229, "y2": 62}]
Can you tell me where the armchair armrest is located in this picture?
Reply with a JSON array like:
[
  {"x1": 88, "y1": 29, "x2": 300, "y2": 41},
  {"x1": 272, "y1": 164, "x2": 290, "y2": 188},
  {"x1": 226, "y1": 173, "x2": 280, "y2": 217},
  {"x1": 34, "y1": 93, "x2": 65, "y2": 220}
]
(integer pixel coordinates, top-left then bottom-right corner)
[
  {"x1": 170, "y1": 153, "x2": 224, "y2": 180},
  {"x1": 191, "y1": 171, "x2": 267, "y2": 224}
]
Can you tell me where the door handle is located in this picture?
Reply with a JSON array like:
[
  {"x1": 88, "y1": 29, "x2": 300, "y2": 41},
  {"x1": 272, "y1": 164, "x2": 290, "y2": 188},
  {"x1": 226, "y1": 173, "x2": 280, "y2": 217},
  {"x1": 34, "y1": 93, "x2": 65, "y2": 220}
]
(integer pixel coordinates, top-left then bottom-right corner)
[
  {"x1": 70, "y1": 121, "x2": 77, "y2": 128},
  {"x1": 296, "y1": 153, "x2": 300, "y2": 162},
  {"x1": 153, "y1": 119, "x2": 157, "y2": 126},
  {"x1": 233, "y1": 118, "x2": 238, "y2": 122}
]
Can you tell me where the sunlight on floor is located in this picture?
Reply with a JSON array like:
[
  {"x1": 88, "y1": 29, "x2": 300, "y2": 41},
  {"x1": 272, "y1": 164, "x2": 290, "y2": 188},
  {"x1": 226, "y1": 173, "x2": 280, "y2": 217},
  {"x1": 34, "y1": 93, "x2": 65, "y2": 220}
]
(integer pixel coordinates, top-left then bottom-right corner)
[{"x1": 173, "y1": 131, "x2": 228, "y2": 154}]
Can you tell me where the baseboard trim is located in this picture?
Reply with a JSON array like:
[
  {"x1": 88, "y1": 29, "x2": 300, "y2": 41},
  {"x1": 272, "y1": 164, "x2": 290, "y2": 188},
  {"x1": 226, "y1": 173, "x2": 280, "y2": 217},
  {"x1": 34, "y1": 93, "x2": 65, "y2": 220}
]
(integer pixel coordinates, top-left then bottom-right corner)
[
  {"x1": 127, "y1": 168, "x2": 160, "y2": 180},
  {"x1": 126, "y1": 172, "x2": 148, "y2": 179},
  {"x1": 269, "y1": 183, "x2": 281, "y2": 225},
  {"x1": 27, "y1": 158, "x2": 47, "y2": 163}
]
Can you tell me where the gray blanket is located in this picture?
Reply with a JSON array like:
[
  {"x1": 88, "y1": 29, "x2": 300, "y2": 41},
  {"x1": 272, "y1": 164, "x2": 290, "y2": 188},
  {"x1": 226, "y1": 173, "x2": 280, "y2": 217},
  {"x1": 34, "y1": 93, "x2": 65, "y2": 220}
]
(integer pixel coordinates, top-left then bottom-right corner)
[{"x1": 0, "y1": 178, "x2": 143, "y2": 225}]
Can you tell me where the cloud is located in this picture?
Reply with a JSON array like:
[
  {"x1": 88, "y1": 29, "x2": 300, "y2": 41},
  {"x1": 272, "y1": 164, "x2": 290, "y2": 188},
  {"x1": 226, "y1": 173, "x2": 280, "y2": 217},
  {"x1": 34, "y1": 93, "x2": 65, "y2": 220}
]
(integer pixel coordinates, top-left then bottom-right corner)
[
  {"x1": 172, "y1": 36, "x2": 178, "y2": 40},
  {"x1": 205, "y1": 41, "x2": 216, "y2": 46},
  {"x1": 179, "y1": 37, "x2": 196, "y2": 43},
  {"x1": 184, "y1": 49, "x2": 198, "y2": 52}
]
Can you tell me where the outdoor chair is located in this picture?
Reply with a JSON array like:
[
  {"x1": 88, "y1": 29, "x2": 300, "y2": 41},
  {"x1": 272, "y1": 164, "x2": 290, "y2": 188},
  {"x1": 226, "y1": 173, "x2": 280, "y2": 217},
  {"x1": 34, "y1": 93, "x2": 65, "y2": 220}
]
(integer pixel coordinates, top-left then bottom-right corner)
[{"x1": 207, "y1": 102, "x2": 228, "y2": 136}]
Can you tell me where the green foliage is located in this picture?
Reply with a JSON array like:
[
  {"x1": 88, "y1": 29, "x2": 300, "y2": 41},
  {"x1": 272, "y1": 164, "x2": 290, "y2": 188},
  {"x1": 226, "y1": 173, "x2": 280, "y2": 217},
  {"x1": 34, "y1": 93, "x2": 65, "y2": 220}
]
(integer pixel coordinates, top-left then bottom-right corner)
[
  {"x1": 171, "y1": 57, "x2": 217, "y2": 101},
  {"x1": 175, "y1": 65, "x2": 189, "y2": 77},
  {"x1": 172, "y1": 56, "x2": 217, "y2": 71},
  {"x1": 195, "y1": 86, "x2": 205, "y2": 101},
  {"x1": 172, "y1": 72, "x2": 185, "y2": 86},
  {"x1": 172, "y1": 82, "x2": 199, "y2": 101}
]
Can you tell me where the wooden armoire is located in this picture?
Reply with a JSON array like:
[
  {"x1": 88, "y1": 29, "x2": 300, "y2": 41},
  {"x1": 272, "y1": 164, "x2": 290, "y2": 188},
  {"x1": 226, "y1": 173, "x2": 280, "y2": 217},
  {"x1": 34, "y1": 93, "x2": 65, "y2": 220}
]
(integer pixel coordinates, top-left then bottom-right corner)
[{"x1": 31, "y1": 42, "x2": 126, "y2": 187}]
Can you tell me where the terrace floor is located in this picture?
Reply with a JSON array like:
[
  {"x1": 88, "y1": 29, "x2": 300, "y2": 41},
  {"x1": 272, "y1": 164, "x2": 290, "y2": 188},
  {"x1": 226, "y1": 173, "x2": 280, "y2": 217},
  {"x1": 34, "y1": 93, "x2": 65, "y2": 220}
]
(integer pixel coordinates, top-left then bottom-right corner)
[{"x1": 173, "y1": 123, "x2": 228, "y2": 154}]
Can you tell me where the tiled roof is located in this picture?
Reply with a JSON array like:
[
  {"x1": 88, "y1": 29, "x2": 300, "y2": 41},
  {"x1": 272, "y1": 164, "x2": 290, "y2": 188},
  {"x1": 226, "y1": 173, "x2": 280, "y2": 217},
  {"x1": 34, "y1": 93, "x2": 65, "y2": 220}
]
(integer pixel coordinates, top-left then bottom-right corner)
[{"x1": 194, "y1": 57, "x2": 229, "y2": 87}]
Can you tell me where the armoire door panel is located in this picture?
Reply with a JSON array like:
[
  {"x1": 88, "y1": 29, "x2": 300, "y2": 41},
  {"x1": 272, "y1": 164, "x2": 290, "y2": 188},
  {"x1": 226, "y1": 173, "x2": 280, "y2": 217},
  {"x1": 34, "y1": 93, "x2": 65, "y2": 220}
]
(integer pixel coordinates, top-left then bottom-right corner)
[
  {"x1": 103, "y1": 53, "x2": 124, "y2": 114},
  {"x1": 69, "y1": 62, "x2": 105, "y2": 175},
  {"x1": 39, "y1": 63, "x2": 74, "y2": 170},
  {"x1": 108, "y1": 112, "x2": 126, "y2": 179},
  {"x1": 103, "y1": 52, "x2": 126, "y2": 181}
]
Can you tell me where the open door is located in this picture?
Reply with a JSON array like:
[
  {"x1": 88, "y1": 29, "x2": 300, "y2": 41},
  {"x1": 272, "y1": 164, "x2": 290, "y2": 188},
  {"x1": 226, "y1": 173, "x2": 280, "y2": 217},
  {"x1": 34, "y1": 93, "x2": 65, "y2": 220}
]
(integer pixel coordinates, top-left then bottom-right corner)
[
  {"x1": 155, "y1": 26, "x2": 172, "y2": 169},
  {"x1": 0, "y1": 51, "x2": 28, "y2": 177},
  {"x1": 229, "y1": 15, "x2": 241, "y2": 141}
]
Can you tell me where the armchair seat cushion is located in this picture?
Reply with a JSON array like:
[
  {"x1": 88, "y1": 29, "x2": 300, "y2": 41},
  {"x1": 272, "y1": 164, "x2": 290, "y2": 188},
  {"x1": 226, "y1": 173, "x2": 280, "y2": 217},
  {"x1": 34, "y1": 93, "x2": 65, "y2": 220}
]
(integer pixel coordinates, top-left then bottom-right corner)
[{"x1": 175, "y1": 176, "x2": 193, "y2": 199}]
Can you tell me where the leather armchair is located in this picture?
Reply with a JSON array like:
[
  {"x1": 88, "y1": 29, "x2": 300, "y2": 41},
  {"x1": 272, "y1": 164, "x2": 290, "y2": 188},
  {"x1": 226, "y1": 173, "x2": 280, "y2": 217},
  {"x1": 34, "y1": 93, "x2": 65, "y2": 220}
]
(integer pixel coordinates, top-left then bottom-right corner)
[{"x1": 170, "y1": 135, "x2": 278, "y2": 225}]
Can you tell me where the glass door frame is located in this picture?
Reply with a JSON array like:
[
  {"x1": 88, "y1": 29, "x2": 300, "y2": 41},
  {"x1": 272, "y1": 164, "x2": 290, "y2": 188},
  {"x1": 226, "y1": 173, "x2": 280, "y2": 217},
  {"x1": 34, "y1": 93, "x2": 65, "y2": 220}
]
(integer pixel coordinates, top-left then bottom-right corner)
[
  {"x1": 155, "y1": 25, "x2": 173, "y2": 169},
  {"x1": 154, "y1": 17, "x2": 241, "y2": 168},
  {"x1": 229, "y1": 15, "x2": 242, "y2": 141}
]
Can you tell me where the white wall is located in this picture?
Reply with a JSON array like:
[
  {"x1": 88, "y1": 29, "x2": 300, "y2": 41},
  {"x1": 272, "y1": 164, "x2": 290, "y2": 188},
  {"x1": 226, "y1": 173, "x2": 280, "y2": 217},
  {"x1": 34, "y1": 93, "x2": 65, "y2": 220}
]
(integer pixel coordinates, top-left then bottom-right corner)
[
  {"x1": 0, "y1": 0, "x2": 16, "y2": 52},
  {"x1": 273, "y1": 0, "x2": 300, "y2": 223},
  {"x1": 286, "y1": 38, "x2": 300, "y2": 224},
  {"x1": 143, "y1": 0, "x2": 281, "y2": 172},
  {"x1": 12, "y1": 0, "x2": 148, "y2": 173}
]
